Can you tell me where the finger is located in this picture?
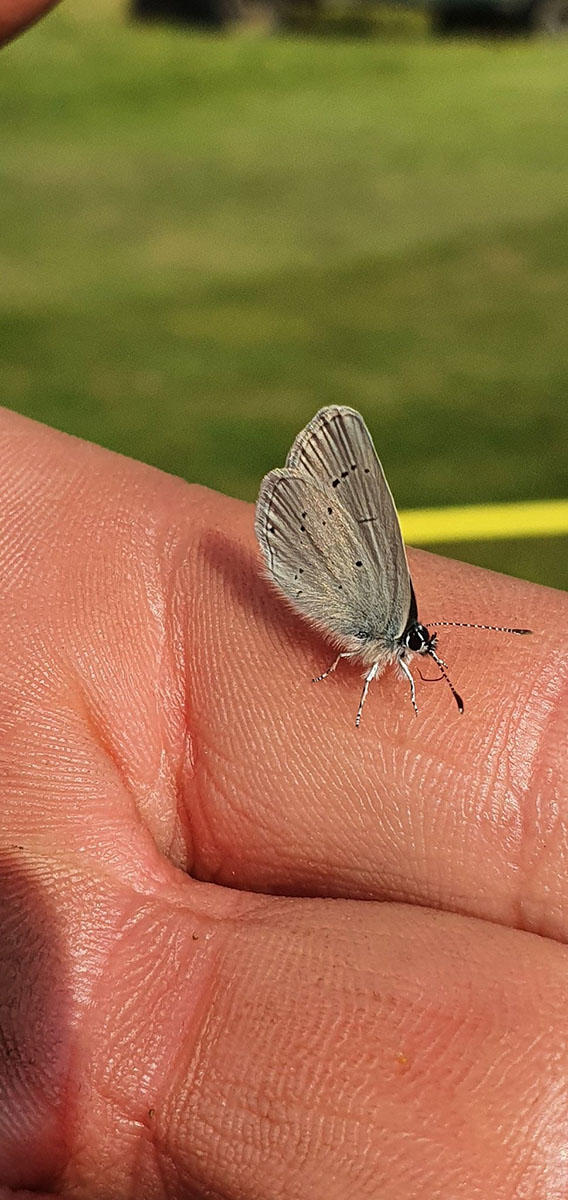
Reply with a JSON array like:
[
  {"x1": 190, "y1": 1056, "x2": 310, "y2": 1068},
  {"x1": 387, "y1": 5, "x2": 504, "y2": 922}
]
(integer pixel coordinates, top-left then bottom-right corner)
[
  {"x1": 35, "y1": 880, "x2": 568, "y2": 1197},
  {"x1": 0, "y1": 0, "x2": 60, "y2": 46}
]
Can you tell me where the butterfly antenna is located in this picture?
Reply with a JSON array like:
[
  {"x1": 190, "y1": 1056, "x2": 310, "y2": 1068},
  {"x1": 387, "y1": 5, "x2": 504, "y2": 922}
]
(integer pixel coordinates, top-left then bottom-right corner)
[
  {"x1": 427, "y1": 621, "x2": 532, "y2": 635},
  {"x1": 427, "y1": 647, "x2": 464, "y2": 714}
]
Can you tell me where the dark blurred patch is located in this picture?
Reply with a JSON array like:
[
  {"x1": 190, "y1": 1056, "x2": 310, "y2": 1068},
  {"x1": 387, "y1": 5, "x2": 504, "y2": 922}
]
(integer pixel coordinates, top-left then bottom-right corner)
[
  {"x1": 132, "y1": 0, "x2": 225, "y2": 25},
  {"x1": 131, "y1": 0, "x2": 280, "y2": 29}
]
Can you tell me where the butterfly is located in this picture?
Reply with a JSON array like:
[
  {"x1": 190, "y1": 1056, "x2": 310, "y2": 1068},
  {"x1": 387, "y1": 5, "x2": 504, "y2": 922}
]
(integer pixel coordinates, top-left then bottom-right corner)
[{"x1": 255, "y1": 406, "x2": 531, "y2": 725}]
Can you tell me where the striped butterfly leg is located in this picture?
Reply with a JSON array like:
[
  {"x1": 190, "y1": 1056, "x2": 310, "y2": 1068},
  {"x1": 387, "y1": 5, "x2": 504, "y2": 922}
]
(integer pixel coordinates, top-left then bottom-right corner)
[
  {"x1": 355, "y1": 660, "x2": 380, "y2": 728},
  {"x1": 313, "y1": 652, "x2": 351, "y2": 683},
  {"x1": 398, "y1": 657, "x2": 419, "y2": 717}
]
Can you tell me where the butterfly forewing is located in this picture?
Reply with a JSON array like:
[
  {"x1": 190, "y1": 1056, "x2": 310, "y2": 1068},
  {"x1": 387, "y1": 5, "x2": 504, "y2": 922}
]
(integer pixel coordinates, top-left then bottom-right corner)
[
  {"x1": 285, "y1": 406, "x2": 411, "y2": 639},
  {"x1": 255, "y1": 468, "x2": 395, "y2": 644}
]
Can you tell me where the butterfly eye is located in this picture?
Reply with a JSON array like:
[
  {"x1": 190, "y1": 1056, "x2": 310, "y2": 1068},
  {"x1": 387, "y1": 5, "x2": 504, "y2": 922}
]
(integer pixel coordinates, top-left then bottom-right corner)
[{"x1": 404, "y1": 624, "x2": 430, "y2": 653}]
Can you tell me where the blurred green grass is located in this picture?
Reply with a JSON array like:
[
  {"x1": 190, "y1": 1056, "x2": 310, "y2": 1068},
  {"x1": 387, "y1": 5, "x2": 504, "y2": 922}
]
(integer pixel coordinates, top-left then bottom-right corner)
[{"x1": 1, "y1": 0, "x2": 566, "y2": 586}]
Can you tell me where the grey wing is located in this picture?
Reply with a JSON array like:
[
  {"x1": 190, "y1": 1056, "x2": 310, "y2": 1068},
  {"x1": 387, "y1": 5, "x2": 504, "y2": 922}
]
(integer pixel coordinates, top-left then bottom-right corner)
[
  {"x1": 255, "y1": 468, "x2": 392, "y2": 646},
  {"x1": 285, "y1": 406, "x2": 411, "y2": 639}
]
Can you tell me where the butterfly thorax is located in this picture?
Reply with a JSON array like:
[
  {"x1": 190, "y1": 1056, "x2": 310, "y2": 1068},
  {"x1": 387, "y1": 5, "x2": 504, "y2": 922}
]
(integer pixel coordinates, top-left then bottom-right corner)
[{"x1": 341, "y1": 621, "x2": 436, "y2": 672}]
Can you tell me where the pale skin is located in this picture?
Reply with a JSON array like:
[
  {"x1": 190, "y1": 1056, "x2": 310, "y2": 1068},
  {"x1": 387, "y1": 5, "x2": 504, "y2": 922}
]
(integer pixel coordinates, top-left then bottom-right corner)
[{"x1": 0, "y1": 406, "x2": 567, "y2": 1198}]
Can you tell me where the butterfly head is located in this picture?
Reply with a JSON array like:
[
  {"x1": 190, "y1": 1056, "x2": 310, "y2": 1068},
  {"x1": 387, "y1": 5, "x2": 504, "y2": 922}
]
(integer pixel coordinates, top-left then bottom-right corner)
[
  {"x1": 402, "y1": 622, "x2": 437, "y2": 657},
  {"x1": 400, "y1": 622, "x2": 464, "y2": 714}
]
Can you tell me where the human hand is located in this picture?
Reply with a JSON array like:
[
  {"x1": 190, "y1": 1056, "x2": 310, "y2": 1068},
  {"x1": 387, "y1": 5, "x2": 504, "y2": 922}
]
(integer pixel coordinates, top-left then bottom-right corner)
[{"x1": 0, "y1": 408, "x2": 566, "y2": 1198}]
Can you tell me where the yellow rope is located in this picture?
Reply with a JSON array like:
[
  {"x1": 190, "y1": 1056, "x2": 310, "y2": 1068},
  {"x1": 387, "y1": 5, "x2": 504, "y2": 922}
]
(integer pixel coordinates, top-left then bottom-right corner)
[{"x1": 399, "y1": 499, "x2": 568, "y2": 544}]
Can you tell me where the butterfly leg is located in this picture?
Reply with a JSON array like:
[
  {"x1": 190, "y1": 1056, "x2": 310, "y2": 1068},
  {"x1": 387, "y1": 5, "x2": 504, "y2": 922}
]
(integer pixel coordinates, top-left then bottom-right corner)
[
  {"x1": 313, "y1": 653, "x2": 350, "y2": 684},
  {"x1": 399, "y1": 658, "x2": 419, "y2": 716},
  {"x1": 355, "y1": 661, "x2": 379, "y2": 728}
]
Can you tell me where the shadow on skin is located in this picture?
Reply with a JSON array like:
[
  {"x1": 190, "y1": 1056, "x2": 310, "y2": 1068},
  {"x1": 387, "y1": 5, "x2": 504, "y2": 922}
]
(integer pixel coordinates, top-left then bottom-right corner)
[
  {"x1": 199, "y1": 527, "x2": 324, "y2": 659},
  {"x1": 0, "y1": 848, "x2": 72, "y2": 1189}
]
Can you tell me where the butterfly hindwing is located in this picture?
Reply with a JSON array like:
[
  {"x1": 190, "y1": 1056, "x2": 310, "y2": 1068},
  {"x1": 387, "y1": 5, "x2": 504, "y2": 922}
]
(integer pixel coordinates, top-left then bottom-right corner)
[{"x1": 255, "y1": 468, "x2": 394, "y2": 645}]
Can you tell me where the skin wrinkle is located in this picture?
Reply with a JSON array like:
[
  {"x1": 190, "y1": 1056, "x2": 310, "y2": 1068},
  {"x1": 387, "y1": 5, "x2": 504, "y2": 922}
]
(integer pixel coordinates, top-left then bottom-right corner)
[
  {"x1": 83, "y1": 906, "x2": 224, "y2": 1186},
  {"x1": 163, "y1": 958, "x2": 243, "y2": 1193},
  {"x1": 169, "y1": 556, "x2": 198, "y2": 876},
  {"x1": 78, "y1": 490, "x2": 178, "y2": 862},
  {"x1": 188, "y1": 524, "x2": 324, "y2": 881},
  {"x1": 74, "y1": 680, "x2": 136, "y2": 818},
  {"x1": 410, "y1": 633, "x2": 562, "y2": 925},
  {"x1": 202, "y1": 528, "x2": 310, "y2": 664},
  {"x1": 198, "y1": 744, "x2": 276, "y2": 842},
  {"x1": 515, "y1": 653, "x2": 568, "y2": 938},
  {"x1": 515, "y1": 1080, "x2": 568, "y2": 1198},
  {"x1": 477, "y1": 709, "x2": 519, "y2": 844},
  {"x1": 129, "y1": 1123, "x2": 165, "y2": 1200},
  {"x1": 188, "y1": 744, "x2": 243, "y2": 883},
  {"x1": 145, "y1": 658, "x2": 186, "y2": 868}
]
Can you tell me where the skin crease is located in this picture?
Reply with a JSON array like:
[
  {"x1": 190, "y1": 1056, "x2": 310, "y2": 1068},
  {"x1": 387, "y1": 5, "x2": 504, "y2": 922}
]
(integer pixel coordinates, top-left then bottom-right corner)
[{"x1": 0, "y1": 405, "x2": 566, "y2": 1200}]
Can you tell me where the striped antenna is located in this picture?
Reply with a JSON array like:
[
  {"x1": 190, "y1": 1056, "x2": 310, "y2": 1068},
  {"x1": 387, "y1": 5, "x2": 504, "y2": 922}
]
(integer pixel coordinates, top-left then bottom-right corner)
[{"x1": 427, "y1": 621, "x2": 532, "y2": 635}]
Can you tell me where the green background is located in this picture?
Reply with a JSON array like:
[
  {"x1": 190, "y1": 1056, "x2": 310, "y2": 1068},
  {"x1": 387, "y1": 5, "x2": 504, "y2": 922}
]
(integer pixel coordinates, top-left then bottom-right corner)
[{"x1": 2, "y1": 0, "x2": 566, "y2": 587}]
